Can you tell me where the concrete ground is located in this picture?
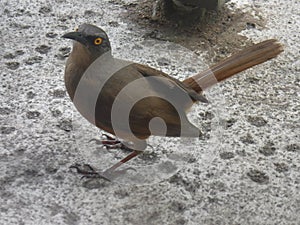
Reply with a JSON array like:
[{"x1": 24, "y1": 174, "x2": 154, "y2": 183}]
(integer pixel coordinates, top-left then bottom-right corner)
[{"x1": 0, "y1": 0, "x2": 299, "y2": 224}]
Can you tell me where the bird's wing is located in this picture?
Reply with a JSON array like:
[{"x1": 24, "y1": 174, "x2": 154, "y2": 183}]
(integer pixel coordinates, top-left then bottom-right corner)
[
  {"x1": 93, "y1": 62, "x2": 202, "y2": 138},
  {"x1": 134, "y1": 63, "x2": 208, "y2": 103}
]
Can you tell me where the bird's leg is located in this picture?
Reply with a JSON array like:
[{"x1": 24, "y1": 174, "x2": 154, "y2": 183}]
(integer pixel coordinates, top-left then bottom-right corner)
[
  {"x1": 105, "y1": 150, "x2": 141, "y2": 172},
  {"x1": 70, "y1": 140, "x2": 146, "y2": 181}
]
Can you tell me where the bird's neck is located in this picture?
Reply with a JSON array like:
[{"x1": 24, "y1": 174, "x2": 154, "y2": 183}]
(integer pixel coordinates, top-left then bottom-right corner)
[{"x1": 64, "y1": 42, "x2": 112, "y2": 100}]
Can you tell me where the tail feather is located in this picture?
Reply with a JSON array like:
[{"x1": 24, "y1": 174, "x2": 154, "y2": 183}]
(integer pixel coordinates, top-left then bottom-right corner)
[{"x1": 183, "y1": 39, "x2": 284, "y2": 93}]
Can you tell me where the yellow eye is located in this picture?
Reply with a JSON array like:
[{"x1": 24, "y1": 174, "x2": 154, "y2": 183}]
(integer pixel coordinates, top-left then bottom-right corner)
[{"x1": 94, "y1": 37, "x2": 103, "y2": 45}]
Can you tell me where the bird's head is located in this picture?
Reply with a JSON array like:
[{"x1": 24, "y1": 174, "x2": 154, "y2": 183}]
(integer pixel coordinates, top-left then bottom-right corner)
[{"x1": 62, "y1": 23, "x2": 111, "y2": 59}]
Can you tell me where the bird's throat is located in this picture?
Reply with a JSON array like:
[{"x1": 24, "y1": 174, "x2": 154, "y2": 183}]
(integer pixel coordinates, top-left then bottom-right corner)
[{"x1": 64, "y1": 43, "x2": 97, "y2": 100}]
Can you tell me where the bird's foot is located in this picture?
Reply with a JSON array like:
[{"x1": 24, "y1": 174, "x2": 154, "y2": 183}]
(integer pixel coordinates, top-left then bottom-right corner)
[
  {"x1": 70, "y1": 163, "x2": 136, "y2": 181},
  {"x1": 89, "y1": 134, "x2": 133, "y2": 152},
  {"x1": 69, "y1": 163, "x2": 108, "y2": 180}
]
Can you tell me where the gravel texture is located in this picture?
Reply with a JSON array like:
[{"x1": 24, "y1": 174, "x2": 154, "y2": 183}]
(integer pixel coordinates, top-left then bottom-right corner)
[{"x1": 0, "y1": 0, "x2": 299, "y2": 224}]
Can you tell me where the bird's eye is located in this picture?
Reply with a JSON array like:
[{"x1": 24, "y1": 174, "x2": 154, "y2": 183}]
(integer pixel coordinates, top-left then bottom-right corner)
[
  {"x1": 75, "y1": 27, "x2": 79, "y2": 32},
  {"x1": 94, "y1": 37, "x2": 103, "y2": 45}
]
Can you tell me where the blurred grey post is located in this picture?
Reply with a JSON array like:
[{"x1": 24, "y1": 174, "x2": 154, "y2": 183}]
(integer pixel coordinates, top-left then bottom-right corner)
[
  {"x1": 171, "y1": 0, "x2": 225, "y2": 11},
  {"x1": 153, "y1": 0, "x2": 225, "y2": 22}
]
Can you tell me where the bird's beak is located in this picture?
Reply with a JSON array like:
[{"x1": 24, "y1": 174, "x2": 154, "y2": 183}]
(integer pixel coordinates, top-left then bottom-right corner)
[{"x1": 62, "y1": 31, "x2": 88, "y2": 46}]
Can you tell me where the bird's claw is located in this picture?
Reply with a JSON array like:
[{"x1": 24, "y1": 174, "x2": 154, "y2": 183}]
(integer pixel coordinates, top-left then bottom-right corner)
[
  {"x1": 70, "y1": 163, "x2": 112, "y2": 181},
  {"x1": 69, "y1": 163, "x2": 136, "y2": 181},
  {"x1": 89, "y1": 134, "x2": 133, "y2": 152}
]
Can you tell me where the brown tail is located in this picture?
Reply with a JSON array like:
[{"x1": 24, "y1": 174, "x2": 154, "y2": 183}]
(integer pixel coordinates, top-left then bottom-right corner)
[{"x1": 183, "y1": 39, "x2": 284, "y2": 93}]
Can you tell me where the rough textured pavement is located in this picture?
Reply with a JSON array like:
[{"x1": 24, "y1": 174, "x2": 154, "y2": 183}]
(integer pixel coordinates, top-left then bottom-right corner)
[{"x1": 0, "y1": 0, "x2": 299, "y2": 224}]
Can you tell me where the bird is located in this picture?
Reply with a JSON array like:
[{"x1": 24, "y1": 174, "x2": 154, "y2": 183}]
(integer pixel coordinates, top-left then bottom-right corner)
[{"x1": 62, "y1": 23, "x2": 283, "y2": 180}]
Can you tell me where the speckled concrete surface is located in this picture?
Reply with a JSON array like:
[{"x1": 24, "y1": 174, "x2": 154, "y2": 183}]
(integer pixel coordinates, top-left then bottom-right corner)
[{"x1": 0, "y1": 0, "x2": 299, "y2": 224}]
